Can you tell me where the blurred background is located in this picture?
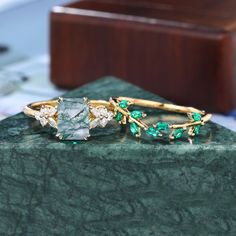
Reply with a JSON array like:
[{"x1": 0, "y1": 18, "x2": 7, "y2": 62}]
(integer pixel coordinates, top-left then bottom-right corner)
[
  {"x1": 0, "y1": 0, "x2": 235, "y2": 131},
  {"x1": 0, "y1": 0, "x2": 68, "y2": 120}
]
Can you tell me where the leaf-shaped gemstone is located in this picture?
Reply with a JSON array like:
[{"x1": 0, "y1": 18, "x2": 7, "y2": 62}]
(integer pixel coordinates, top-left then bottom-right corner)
[
  {"x1": 172, "y1": 128, "x2": 184, "y2": 139},
  {"x1": 130, "y1": 122, "x2": 139, "y2": 136},
  {"x1": 194, "y1": 125, "x2": 201, "y2": 135},
  {"x1": 131, "y1": 110, "x2": 142, "y2": 119},
  {"x1": 115, "y1": 112, "x2": 123, "y2": 121},
  {"x1": 119, "y1": 100, "x2": 129, "y2": 109},
  {"x1": 156, "y1": 122, "x2": 169, "y2": 131},
  {"x1": 192, "y1": 112, "x2": 202, "y2": 121},
  {"x1": 146, "y1": 127, "x2": 160, "y2": 137}
]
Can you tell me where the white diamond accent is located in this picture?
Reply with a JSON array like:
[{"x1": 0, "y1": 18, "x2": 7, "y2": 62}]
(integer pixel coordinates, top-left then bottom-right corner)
[
  {"x1": 35, "y1": 106, "x2": 57, "y2": 128},
  {"x1": 90, "y1": 118, "x2": 100, "y2": 129},
  {"x1": 48, "y1": 117, "x2": 57, "y2": 129},
  {"x1": 100, "y1": 118, "x2": 109, "y2": 127},
  {"x1": 39, "y1": 117, "x2": 48, "y2": 127},
  {"x1": 90, "y1": 106, "x2": 114, "y2": 129}
]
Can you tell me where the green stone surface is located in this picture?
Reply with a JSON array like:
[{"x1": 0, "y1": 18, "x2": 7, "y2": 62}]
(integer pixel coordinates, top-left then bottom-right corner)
[
  {"x1": 156, "y1": 121, "x2": 169, "y2": 131},
  {"x1": 130, "y1": 122, "x2": 139, "y2": 136},
  {"x1": 194, "y1": 124, "x2": 201, "y2": 135},
  {"x1": 193, "y1": 112, "x2": 202, "y2": 121},
  {"x1": 0, "y1": 77, "x2": 236, "y2": 235},
  {"x1": 131, "y1": 110, "x2": 142, "y2": 119},
  {"x1": 119, "y1": 100, "x2": 128, "y2": 108},
  {"x1": 146, "y1": 127, "x2": 160, "y2": 137},
  {"x1": 172, "y1": 128, "x2": 184, "y2": 139},
  {"x1": 115, "y1": 111, "x2": 122, "y2": 122}
]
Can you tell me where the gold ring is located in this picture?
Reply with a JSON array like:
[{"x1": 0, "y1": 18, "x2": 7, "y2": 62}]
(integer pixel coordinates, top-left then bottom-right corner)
[{"x1": 23, "y1": 97, "x2": 212, "y2": 141}]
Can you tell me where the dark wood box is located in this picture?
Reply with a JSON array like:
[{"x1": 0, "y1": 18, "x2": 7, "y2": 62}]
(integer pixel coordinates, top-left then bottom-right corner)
[{"x1": 50, "y1": 0, "x2": 236, "y2": 112}]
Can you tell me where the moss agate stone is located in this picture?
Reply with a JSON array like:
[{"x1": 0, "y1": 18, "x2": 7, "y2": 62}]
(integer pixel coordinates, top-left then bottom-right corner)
[
  {"x1": 0, "y1": 77, "x2": 236, "y2": 235},
  {"x1": 57, "y1": 97, "x2": 90, "y2": 140}
]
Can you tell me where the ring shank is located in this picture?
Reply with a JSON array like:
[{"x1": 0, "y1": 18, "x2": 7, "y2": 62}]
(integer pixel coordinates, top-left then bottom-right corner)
[{"x1": 116, "y1": 97, "x2": 205, "y2": 115}]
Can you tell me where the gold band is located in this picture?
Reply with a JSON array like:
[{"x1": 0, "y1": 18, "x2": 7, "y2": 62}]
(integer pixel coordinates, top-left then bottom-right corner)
[{"x1": 116, "y1": 97, "x2": 206, "y2": 115}]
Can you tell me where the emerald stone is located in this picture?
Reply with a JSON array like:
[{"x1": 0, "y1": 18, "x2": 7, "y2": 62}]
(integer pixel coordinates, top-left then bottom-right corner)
[
  {"x1": 130, "y1": 122, "x2": 139, "y2": 136},
  {"x1": 115, "y1": 112, "x2": 123, "y2": 122},
  {"x1": 172, "y1": 128, "x2": 184, "y2": 139},
  {"x1": 119, "y1": 100, "x2": 128, "y2": 109},
  {"x1": 131, "y1": 110, "x2": 142, "y2": 119},
  {"x1": 192, "y1": 112, "x2": 202, "y2": 121},
  {"x1": 194, "y1": 125, "x2": 201, "y2": 135},
  {"x1": 156, "y1": 122, "x2": 169, "y2": 131},
  {"x1": 146, "y1": 127, "x2": 160, "y2": 138}
]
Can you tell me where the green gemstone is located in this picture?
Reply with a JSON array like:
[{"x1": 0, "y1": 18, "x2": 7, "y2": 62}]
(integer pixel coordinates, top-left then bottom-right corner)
[
  {"x1": 130, "y1": 122, "x2": 139, "y2": 136},
  {"x1": 119, "y1": 100, "x2": 129, "y2": 109},
  {"x1": 156, "y1": 122, "x2": 169, "y2": 131},
  {"x1": 194, "y1": 125, "x2": 201, "y2": 135},
  {"x1": 172, "y1": 128, "x2": 184, "y2": 139},
  {"x1": 146, "y1": 127, "x2": 160, "y2": 138},
  {"x1": 115, "y1": 112, "x2": 123, "y2": 121},
  {"x1": 192, "y1": 112, "x2": 202, "y2": 121},
  {"x1": 131, "y1": 110, "x2": 142, "y2": 119}
]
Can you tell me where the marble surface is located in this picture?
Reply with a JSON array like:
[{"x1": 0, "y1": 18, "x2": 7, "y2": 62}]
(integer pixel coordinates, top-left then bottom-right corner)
[{"x1": 0, "y1": 77, "x2": 236, "y2": 235}]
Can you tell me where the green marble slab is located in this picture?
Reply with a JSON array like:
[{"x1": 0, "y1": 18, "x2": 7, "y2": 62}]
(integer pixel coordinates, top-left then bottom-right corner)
[{"x1": 0, "y1": 77, "x2": 236, "y2": 236}]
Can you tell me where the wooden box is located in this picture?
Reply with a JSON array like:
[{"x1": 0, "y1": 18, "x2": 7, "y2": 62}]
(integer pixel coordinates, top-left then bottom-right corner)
[{"x1": 50, "y1": 0, "x2": 236, "y2": 112}]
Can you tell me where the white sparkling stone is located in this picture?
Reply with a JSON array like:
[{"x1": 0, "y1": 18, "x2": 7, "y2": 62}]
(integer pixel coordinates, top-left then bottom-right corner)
[
  {"x1": 90, "y1": 118, "x2": 100, "y2": 129},
  {"x1": 107, "y1": 111, "x2": 113, "y2": 119},
  {"x1": 90, "y1": 106, "x2": 114, "y2": 129},
  {"x1": 47, "y1": 107, "x2": 57, "y2": 117},
  {"x1": 100, "y1": 108, "x2": 107, "y2": 117},
  {"x1": 35, "y1": 114, "x2": 41, "y2": 121},
  {"x1": 48, "y1": 117, "x2": 57, "y2": 129},
  {"x1": 91, "y1": 108, "x2": 100, "y2": 117},
  {"x1": 39, "y1": 117, "x2": 48, "y2": 127},
  {"x1": 35, "y1": 106, "x2": 57, "y2": 128},
  {"x1": 100, "y1": 118, "x2": 108, "y2": 127}
]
